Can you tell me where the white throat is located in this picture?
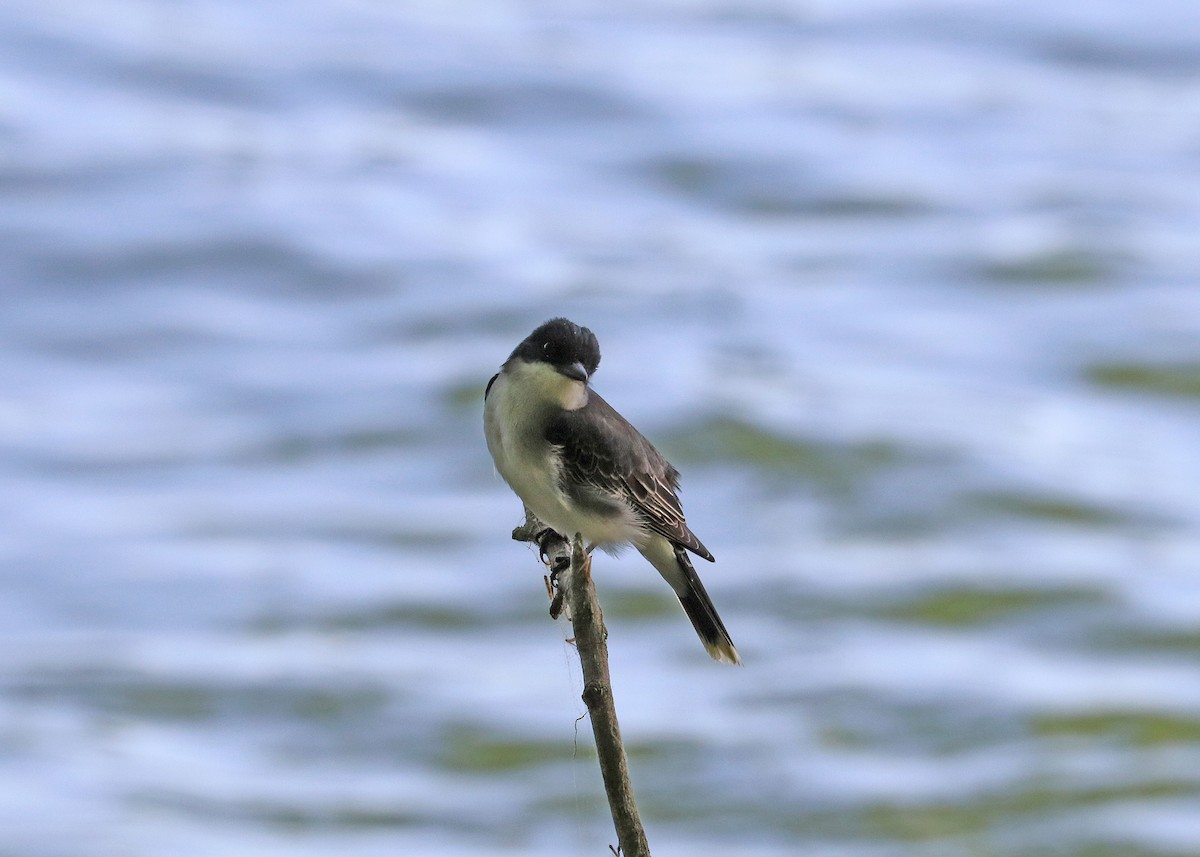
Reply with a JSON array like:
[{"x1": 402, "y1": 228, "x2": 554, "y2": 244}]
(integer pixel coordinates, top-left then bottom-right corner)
[{"x1": 503, "y1": 358, "x2": 589, "y2": 412}]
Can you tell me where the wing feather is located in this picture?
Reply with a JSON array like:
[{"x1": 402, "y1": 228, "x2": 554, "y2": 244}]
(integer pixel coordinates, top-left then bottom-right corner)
[{"x1": 545, "y1": 391, "x2": 713, "y2": 560}]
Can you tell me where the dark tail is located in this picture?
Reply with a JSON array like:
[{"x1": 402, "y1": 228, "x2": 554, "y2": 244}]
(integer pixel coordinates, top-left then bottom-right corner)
[{"x1": 674, "y1": 546, "x2": 741, "y2": 665}]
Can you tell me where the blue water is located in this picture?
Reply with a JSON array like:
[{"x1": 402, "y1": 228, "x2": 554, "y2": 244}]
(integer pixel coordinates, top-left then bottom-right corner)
[{"x1": 3, "y1": 2, "x2": 1200, "y2": 855}]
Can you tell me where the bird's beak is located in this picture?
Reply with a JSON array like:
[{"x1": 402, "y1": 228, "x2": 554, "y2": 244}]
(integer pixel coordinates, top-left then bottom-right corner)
[{"x1": 559, "y1": 362, "x2": 589, "y2": 383}]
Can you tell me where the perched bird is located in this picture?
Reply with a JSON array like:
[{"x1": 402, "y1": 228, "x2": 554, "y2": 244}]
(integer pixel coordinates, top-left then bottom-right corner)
[{"x1": 484, "y1": 318, "x2": 740, "y2": 664}]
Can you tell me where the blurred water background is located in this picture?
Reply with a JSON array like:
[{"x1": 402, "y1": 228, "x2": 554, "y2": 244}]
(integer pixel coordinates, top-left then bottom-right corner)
[{"x1": 3, "y1": 1, "x2": 1200, "y2": 855}]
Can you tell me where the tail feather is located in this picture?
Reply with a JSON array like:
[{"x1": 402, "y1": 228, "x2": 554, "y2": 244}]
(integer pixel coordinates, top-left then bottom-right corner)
[{"x1": 673, "y1": 547, "x2": 741, "y2": 665}]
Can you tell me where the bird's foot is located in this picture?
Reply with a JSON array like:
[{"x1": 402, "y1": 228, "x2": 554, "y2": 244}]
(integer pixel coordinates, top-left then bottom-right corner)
[{"x1": 534, "y1": 527, "x2": 569, "y2": 565}]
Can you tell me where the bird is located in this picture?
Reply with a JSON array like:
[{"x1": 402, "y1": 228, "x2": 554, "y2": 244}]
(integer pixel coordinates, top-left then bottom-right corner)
[{"x1": 484, "y1": 317, "x2": 740, "y2": 665}]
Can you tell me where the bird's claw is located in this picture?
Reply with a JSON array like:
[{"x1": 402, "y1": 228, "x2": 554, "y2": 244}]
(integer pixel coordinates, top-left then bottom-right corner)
[{"x1": 534, "y1": 527, "x2": 560, "y2": 564}]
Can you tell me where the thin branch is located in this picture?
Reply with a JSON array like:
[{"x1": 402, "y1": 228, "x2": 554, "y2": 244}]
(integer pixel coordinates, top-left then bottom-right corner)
[{"x1": 513, "y1": 512, "x2": 650, "y2": 857}]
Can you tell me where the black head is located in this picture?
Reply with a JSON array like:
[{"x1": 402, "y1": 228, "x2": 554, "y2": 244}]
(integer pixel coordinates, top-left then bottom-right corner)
[{"x1": 509, "y1": 318, "x2": 601, "y2": 383}]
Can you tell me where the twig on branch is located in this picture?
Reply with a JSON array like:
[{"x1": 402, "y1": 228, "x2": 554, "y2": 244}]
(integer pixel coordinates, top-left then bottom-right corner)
[{"x1": 513, "y1": 511, "x2": 651, "y2": 857}]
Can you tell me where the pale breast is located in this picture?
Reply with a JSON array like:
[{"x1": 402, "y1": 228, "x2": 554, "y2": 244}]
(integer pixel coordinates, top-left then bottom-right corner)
[
  {"x1": 484, "y1": 370, "x2": 570, "y2": 525},
  {"x1": 484, "y1": 369, "x2": 640, "y2": 547}
]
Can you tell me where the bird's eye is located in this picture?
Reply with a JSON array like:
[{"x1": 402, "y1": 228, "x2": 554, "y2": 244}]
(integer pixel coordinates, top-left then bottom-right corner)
[{"x1": 543, "y1": 342, "x2": 551, "y2": 353}]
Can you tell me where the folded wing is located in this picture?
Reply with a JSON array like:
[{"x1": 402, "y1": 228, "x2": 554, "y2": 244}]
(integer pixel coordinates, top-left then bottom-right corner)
[{"x1": 545, "y1": 391, "x2": 713, "y2": 561}]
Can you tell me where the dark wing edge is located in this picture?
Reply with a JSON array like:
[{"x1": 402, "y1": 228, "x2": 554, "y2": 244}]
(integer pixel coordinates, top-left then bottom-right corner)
[
  {"x1": 484, "y1": 373, "x2": 499, "y2": 399},
  {"x1": 546, "y1": 392, "x2": 714, "y2": 561}
]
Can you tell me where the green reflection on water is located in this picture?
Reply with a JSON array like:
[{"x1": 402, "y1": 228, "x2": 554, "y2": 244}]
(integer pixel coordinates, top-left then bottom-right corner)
[
  {"x1": 982, "y1": 248, "x2": 1117, "y2": 286},
  {"x1": 965, "y1": 491, "x2": 1133, "y2": 527},
  {"x1": 646, "y1": 154, "x2": 931, "y2": 219},
  {"x1": 664, "y1": 416, "x2": 901, "y2": 492},
  {"x1": 1090, "y1": 626, "x2": 1200, "y2": 656},
  {"x1": 1032, "y1": 710, "x2": 1200, "y2": 746},
  {"x1": 879, "y1": 585, "x2": 1111, "y2": 628},
  {"x1": 1087, "y1": 361, "x2": 1200, "y2": 400},
  {"x1": 439, "y1": 724, "x2": 576, "y2": 773},
  {"x1": 853, "y1": 775, "x2": 1198, "y2": 839}
]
